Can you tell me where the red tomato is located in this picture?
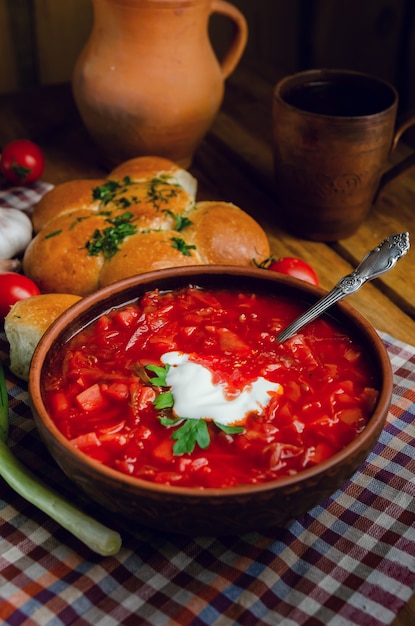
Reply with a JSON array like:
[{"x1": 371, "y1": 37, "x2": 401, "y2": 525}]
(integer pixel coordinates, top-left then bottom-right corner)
[
  {"x1": 267, "y1": 257, "x2": 319, "y2": 285},
  {"x1": 0, "y1": 273, "x2": 40, "y2": 320},
  {"x1": 0, "y1": 140, "x2": 45, "y2": 185}
]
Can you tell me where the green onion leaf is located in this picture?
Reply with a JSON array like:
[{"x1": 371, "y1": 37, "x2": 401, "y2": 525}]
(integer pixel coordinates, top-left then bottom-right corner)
[{"x1": 0, "y1": 361, "x2": 9, "y2": 442}]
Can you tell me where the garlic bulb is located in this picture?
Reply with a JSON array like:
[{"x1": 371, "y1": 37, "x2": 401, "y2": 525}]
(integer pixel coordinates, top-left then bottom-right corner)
[{"x1": 0, "y1": 208, "x2": 33, "y2": 259}]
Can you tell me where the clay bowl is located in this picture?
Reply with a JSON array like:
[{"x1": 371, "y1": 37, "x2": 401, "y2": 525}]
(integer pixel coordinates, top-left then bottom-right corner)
[{"x1": 29, "y1": 266, "x2": 393, "y2": 535}]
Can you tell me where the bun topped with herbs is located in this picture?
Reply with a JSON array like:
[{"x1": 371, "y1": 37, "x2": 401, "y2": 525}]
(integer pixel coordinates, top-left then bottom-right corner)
[{"x1": 23, "y1": 156, "x2": 270, "y2": 296}]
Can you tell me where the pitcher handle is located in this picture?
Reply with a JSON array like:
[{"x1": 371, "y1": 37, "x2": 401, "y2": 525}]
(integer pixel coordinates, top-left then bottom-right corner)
[
  {"x1": 378, "y1": 111, "x2": 415, "y2": 192},
  {"x1": 211, "y1": 0, "x2": 248, "y2": 79}
]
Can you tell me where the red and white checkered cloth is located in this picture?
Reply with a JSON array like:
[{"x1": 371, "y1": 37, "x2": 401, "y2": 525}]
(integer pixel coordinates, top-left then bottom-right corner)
[
  {"x1": 0, "y1": 332, "x2": 414, "y2": 626},
  {"x1": 0, "y1": 185, "x2": 414, "y2": 626},
  {"x1": 0, "y1": 180, "x2": 53, "y2": 212}
]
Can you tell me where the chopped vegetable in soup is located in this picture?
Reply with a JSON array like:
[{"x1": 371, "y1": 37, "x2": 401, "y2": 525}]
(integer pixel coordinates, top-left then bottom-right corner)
[{"x1": 42, "y1": 286, "x2": 379, "y2": 488}]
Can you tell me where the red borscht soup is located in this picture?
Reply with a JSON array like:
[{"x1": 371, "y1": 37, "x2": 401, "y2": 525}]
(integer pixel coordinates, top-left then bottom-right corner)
[{"x1": 42, "y1": 286, "x2": 379, "y2": 489}]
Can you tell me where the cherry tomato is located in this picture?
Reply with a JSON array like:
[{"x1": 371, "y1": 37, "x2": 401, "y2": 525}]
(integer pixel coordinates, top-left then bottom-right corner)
[
  {"x1": 0, "y1": 140, "x2": 45, "y2": 185},
  {"x1": 0, "y1": 273, "x2": 40, "y2": 321},
  {"x1": 267, "y1": 257, "x2": 319, "y2": 285}
]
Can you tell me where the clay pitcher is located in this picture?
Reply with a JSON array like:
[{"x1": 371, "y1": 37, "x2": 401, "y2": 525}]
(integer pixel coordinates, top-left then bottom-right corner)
[{"x1": 72, "y1": 0, "x2": 248, "y2": 168}]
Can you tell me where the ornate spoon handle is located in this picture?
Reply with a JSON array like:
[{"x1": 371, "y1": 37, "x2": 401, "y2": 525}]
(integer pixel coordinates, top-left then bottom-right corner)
[{"x1": 276, "y1": 232, "x2": 410, "y2": 343}]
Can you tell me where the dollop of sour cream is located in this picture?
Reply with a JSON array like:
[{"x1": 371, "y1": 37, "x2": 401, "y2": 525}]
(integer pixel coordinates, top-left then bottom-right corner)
[{"x1": 161, "y1": 351, "x2": 283, "y2": 426}]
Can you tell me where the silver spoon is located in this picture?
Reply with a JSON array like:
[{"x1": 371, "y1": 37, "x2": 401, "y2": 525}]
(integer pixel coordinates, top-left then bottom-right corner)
[{"x1": 276, "y1": 232, "x2": 410, "y2": 343}]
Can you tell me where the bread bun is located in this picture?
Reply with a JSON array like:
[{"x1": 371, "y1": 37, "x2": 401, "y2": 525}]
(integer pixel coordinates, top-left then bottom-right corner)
[
  {"x1": 185, "y1": 201, "x2": 271, "y2": 265},
  {"x1": 24, "y1": 156, "x2": 270, "y2": 296},
  {"x1": 99, "y1": 230, "x2": 203, "y2": 287},
  {"x1": 23, "y1": 210, "x2": 107, "y2": 295},
  {"x1": 5, "y1": 293, "x2": 81, "y2": 380},
  {"x1": 109, "y1": 155, "x2": 197, "y2": 197},
  {"x1": 32, "y1": 179, "x2": 104, "y2": 233}
]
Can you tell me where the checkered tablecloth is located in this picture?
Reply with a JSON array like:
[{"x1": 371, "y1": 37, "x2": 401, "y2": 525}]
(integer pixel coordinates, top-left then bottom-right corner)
[
  {"x1": 0, "y1": 180, "x2": 54, "y2": 211},
  {"x1": 0, "y1": 331, "x2": 414, "y2": 626},
  {"x1": 0, "y1": 184, "x2": 414, "y2": 625}
]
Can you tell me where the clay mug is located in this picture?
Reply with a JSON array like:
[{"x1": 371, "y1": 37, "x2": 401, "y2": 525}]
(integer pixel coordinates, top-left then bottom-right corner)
[
  {"x1": 72, "y1": 0, "x2": 248, "y2": 169},
  {"x1": 272, "y1": 69, "x2": 415, "y2": 241}
]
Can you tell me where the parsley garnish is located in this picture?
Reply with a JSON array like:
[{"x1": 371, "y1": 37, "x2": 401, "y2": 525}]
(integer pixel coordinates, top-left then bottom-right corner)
[
  {"x1": 92, "y1": 175, "x2": 185, "y2": 213},
  {"x1": 84, "y1": 212, "x2": 137, "y2": 259},
  {"x1": 147, "y1": 175, "x2": 180, "y2": 209},
  {"x1": 44, "y1": 229, "x2": 63, "y2": 239},
  {"x1": 146, "y1": 364, "x2": 170, "y2": 386},
  {"x1": 154, "y1": 392, "x2": 174, "y2": 410},
  {"x1": 170, "y1": 237, "x2": 196, "y2": 256},
  {"x1": 92, "y1": 177, "x2": 140, "y2": 210},
  {"x1": 146, "y1": 364, "x2": 174, "y2": 409},
  {"x1": 92, "y1": 180, "x2": 121, "y2": 204},
  {"x1": 93, "y1": 179, "x2": 125, "y2": 204},
  {"x1": 172, "y1": 420, "x2": 210, "y2": 455},
  {"x1": 159, "y1": 415, "x2": 180, "y2": 427},
  {"x1": 115, "y1": 196, "x2": 133, "y2": 209},
  {"x1": 70, "y1": 216, "x2": 91, "y2": 230},
  {"x1": 215, "y1": 423, "x2": 244, "y2": 435},
  {"x1": 163, "y1": 209, "x2": 193, "y2": 231}
]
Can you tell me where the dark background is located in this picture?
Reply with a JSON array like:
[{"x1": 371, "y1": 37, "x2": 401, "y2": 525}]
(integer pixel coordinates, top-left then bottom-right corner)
[{"x1": 2, "y1": 0, "x2": 415, "y2": 117}]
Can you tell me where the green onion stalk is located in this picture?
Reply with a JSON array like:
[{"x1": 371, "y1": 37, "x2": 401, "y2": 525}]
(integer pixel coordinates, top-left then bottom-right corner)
[{"x1": 0, "y1": 361, "x2": 122, "y2": 556}]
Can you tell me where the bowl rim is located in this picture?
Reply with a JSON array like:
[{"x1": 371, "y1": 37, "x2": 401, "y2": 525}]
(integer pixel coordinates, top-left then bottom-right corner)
[{"x1": 29, "y1": 265, "x2": 393, "y2": 497}]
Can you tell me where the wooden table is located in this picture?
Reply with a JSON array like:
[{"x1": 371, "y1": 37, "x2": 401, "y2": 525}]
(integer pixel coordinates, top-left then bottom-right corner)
[{"x1": 0, "y1": 65, "x2": 414, "y2": 626}]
